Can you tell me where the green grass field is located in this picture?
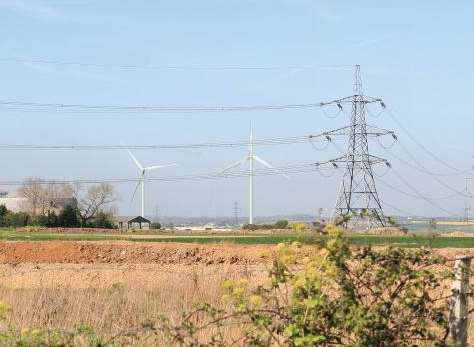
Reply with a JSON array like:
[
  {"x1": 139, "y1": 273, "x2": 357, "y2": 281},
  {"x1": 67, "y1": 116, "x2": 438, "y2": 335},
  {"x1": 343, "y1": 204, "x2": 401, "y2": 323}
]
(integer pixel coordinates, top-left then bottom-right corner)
[{"x1": 0, "y1": 229, "x2": 473, "y2": 248}]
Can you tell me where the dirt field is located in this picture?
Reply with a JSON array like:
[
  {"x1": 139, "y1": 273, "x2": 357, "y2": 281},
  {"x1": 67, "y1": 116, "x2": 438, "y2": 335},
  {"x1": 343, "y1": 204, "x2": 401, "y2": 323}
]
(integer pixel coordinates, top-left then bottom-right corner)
[
  {"x1": 0, "y1": 240, "x2": 472, "y2": 265},
  {"x1": 0, "y1": 241, "x2": 473, "y2": 345},
  {"x1": 0, "y1": 241, "x2": 273, "y2": 265}
]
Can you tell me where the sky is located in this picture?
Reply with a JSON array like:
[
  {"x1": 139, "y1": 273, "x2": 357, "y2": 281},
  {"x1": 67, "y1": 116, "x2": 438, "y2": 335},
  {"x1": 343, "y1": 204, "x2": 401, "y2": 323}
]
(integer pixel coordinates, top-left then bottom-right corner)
[{"x1": 0, "y1": 0, "x2": 473, "y2": 219}]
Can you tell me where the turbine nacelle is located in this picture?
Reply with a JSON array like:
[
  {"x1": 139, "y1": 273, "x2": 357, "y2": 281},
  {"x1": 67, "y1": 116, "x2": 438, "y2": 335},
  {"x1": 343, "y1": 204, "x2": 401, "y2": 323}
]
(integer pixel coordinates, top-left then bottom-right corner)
[
  {"x1": 220, "y1": 125, "x2": 289, "y2": 225},
  {"x1": 126, "y1": 149, "x2": 177, "y2": 217}
]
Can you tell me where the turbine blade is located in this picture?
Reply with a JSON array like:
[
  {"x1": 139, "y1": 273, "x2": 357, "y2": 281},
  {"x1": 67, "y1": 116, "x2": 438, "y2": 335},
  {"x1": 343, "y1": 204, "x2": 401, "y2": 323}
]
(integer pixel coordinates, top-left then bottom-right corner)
[
  {"x1": 131, "y1": 180, "x2": 141, "y2": 202},
  {"x1": 127, "y1": 149, "x2": 143, "y2": 170},
  {"x1": 253, "y1": 155, "x2": 290, "y2": 179},
  {"x1": 144, "y1": 163, "x2": 178, "y2": 171},
  {"x1": 221, "y1": 158, "x2": 246, "y2": 173}
]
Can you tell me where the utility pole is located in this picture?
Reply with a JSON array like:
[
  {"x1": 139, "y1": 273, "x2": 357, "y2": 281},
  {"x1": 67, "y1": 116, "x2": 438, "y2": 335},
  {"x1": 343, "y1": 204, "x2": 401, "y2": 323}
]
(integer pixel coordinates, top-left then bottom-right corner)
[
  {"x1": 233, "y1": 202, "x2": 240, "y2": 227},
  {"x1": 154, "y1": 205, "x2": 160, "y2": 222},
  {"x1": 320, "y1": 65, "x2": 395, "y2": 229},
  {"x1": 463, "y1": 206, "x2": 471, "y2": 223},
  {"x1": 318, "y1": 207, "x2": 323, "y2": 221}
]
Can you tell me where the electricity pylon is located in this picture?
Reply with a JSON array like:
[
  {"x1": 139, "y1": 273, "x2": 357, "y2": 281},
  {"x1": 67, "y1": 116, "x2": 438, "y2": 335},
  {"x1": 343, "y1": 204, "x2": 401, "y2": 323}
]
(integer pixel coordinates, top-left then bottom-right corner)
[
  {"x1": 321, "y1": 65, "x2": 395, "y2": 228},
  {"x1": 233, "y1": 201, "x2": 240, "y2": 227}
]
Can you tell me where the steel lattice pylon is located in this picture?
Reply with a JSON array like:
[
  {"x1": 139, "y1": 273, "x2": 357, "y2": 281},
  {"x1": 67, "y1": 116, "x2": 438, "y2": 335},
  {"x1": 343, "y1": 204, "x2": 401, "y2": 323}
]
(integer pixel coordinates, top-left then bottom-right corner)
[{"x1": 322, "y1": 65, "x2": 393, "y2": 228}]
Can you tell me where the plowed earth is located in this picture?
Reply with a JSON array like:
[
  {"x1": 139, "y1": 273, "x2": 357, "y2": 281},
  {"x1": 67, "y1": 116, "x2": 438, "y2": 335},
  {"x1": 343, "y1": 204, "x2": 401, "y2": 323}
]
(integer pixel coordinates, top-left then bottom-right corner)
[
  {"x1": 0, "y1": 241, "x2": 274, "y2": 265},
  {"x1": 0, "y1": 241, "x2": 470, "y2": 265}
]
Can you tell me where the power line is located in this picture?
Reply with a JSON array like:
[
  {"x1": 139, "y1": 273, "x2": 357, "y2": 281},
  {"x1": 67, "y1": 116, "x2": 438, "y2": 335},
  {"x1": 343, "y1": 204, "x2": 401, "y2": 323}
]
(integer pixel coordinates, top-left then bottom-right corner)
[
  {"x1": 0, "y1": 57, "x2": 354, "y2": 71},
  {"x1": 379, "y1": 140, "x2": 472, "y2": 177},
  {"x1": 379, "y1": 142, "x2": 472, "y2": 198},
  {"x1": 385, "y1": 108, "x2": 467, "y2": 174},
  {"x1": 375, "y1": 176, "x2": 460, "y2": 201},
  {"x1": 379, "y1": 199, "x2": 418, "y2": 217},
  {"x1": 0, "y1": 161, "x2": 340, "y2": 187},
  {"x1": 389, "y1": 166, "x2": 459, "y2": 217},
  {"x1": 0, "y1": 100, "x2": 324, "y2": 114},
  {"x1": 0, "y1": 132, "x2": 336, "y2": 151}
]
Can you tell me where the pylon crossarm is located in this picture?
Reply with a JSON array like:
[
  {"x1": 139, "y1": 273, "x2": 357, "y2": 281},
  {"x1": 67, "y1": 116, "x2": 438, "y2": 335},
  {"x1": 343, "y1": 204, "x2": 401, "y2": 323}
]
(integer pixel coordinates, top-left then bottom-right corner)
[
  {"x1": 320, "y1": 125, "x2": 395, "y2": 138},
  {"x1": 365, "y1": 125, "x2": 396, "y2": 137},
  {"x1": 328, "y1": 155, "x2": 389, "y2": 166},
  {"x1": 320, "y1": 95, "x2": 383, "y2": 106}
]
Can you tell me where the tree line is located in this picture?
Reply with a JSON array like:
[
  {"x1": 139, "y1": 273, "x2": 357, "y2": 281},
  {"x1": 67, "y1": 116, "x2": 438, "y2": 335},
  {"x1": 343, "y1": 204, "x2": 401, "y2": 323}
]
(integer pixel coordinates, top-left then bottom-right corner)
[{"x1": 0, "y1": 178, "x2": 118, "y2": 228}]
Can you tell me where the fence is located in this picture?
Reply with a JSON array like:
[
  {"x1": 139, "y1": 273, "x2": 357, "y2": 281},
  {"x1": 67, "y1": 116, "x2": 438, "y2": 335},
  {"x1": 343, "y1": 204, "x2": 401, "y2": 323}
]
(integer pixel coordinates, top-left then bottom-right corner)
[{"x1": 450, "y1": 255, "x2": 473, "y2": 347}]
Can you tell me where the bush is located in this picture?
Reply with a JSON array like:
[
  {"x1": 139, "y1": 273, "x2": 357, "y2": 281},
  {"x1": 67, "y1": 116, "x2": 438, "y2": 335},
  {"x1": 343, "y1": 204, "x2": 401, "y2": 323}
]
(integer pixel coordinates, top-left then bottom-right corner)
[
  {"x1": 58, "y1": 205, "x2": 81, "y2": 227},
  {"x1": 5, "y1": 211, "x2": 29, "y2": 227},
  {"x1": 86, "y1": 211, "x2": 114, "y2": 229},
  {"x1": 150, "y1": 222, "x2": 161, "y2": 230},
  {"x1": 162, "y1": 225, "x2": 455, "y2": 346},
  {"x1": 33, "y1": 212, "x2": 59, "y2": 227},
  {"x1": 242, "y1": 223, "x2": 259, "y2": 230},
  {"x1": 291, "y1": 222, "x2": 306, "y2": 233},
  {"x1": 274, "y1": 219, "x2": 289, "y2": 229}
]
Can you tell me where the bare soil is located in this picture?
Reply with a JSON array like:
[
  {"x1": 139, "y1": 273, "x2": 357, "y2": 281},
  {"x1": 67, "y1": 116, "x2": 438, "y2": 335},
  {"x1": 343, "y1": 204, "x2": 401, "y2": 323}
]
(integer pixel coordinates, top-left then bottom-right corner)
[
  {"x1": 0, "y1": 240, "x2": 472, "y2": 265},
  {"x1": 0, "y1": 241, "x2": 273, "y2": 265}
]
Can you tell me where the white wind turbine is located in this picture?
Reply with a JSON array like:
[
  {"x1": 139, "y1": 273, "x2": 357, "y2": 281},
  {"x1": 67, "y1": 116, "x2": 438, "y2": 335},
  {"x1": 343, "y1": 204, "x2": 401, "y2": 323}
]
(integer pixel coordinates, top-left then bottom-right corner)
[
  {"x1": 221, "y1": 124, "x2": 289, "y2": 225},
  {"x1": 127, "y1": 150, "x2": 177, "y2": 218}
]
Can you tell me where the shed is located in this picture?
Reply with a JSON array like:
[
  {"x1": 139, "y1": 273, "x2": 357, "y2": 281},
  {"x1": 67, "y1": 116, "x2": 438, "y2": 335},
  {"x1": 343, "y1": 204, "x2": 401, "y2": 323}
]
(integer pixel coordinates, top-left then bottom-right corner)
[{"x1": 117, "y1": 216, "x2": 151, "y2": 230}]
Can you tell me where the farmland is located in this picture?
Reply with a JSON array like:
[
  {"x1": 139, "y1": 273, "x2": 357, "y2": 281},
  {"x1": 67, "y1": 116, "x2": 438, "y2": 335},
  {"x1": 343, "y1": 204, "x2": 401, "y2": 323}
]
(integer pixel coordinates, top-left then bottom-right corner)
[
  {"x1": 0, "y1": 229, "x2": 474, "y2": 345},
  {"x1": 1, "y1": 228, "x2": 474, "y2": 248}
]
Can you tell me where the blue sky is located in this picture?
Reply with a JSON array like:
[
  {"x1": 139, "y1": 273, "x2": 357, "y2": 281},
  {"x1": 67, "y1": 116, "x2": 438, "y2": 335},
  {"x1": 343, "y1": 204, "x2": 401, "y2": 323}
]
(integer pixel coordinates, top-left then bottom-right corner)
[{"x1": 0, "y1": 0, "x2": 472, "y2": 219}]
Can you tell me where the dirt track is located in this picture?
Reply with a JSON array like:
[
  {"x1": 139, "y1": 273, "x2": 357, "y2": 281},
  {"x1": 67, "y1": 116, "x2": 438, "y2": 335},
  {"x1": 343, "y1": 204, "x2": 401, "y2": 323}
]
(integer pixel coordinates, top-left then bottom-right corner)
[{"x1": 0, "y1": 241, "x2": 274, "y2": 265}]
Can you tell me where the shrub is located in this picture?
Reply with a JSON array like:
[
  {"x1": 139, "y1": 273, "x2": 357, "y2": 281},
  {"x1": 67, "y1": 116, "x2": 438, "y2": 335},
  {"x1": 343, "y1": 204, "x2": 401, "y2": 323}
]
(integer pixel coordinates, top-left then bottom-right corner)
[
  {"x1": 274, "y1": 219, "x2": 289, "y2": 229},
  {"x1": 87, "y1": 211, "x2": 114, "y2": 229},
  {"x1": 150, "y1": 222, "x2": 162, "y2": 230},
  {"x1": 58, "y1": 205, "x2": 81, "y2": 227},
  {"x1": 291, "y1": 222, "x2": 306, "y2": 233},
  {"x1": 162, "y1": 225, "x2": 455, "y2": 346}
]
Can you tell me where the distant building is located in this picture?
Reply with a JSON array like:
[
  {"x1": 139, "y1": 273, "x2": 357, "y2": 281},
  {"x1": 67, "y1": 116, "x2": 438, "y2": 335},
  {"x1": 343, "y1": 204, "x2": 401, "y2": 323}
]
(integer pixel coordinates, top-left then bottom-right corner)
[
  {"x1": 115, "y1": 216, "x2": 151, "y2": 230},
  {"x1": 0, "y1": 191, "x2": 26, "y2": 213},
  {"x1": 0, "y1": 191, "x2": 76, "y2": 215}
]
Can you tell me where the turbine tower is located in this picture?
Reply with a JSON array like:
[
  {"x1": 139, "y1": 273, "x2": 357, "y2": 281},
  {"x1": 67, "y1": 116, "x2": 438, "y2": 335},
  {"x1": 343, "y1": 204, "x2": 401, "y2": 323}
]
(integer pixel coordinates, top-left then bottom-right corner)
[
  {"x1": 221, "y1": 124, "x2": 288, "y2": 224},
  {"x1": 321, "y1": 65, "x2": 394, "y2": 228},
  {"x1": 127, "y1": 150, "x2": 176, "y2": 218}
]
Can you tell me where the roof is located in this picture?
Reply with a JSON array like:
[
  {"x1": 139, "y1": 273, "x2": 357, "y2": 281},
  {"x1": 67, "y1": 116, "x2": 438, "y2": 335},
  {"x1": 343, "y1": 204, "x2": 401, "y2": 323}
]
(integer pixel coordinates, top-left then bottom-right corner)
[{"x1": 126, "y1": 216, "x2": 151, "y2": 223}]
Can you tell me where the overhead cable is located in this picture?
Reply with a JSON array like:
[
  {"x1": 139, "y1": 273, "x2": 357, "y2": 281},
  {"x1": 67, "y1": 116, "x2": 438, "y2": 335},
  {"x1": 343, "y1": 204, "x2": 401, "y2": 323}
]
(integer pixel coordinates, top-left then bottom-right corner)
[
  {"x1": 0, "y1": 161, "x2": 339, "y2": 186},
  {"x1": 389, "y1": 167, "x2": 459, "y2": 217},
  {"x1": 0, "y1": 57, "x2": 354, "y2": 71},
  {"x1": 385, "y1": 108, "x2": 467, "y2": 174},
  {"x1": 0, "y1": 100, "x2": 323, "y2": 114},
  {"x1": 0, "y1": 132, "x2": 336, "y2": 151}
]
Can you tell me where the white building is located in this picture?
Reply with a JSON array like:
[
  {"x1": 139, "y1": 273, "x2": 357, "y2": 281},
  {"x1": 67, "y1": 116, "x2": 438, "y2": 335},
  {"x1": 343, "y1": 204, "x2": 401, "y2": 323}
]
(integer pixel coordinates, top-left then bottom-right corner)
[{"x1": 0, "y1": 191, "x2": 27, "y2": 213}]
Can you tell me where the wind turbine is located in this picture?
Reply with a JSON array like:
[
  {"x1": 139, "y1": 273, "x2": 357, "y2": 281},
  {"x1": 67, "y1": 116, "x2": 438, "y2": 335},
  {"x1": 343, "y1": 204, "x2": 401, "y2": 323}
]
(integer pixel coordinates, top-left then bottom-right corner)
[
  {"x1": 127, "y1": 150, "x2": 177, "y2": 218},
  {"x1": 221, "y1": 124, "x2": 289, "y2": 225}
]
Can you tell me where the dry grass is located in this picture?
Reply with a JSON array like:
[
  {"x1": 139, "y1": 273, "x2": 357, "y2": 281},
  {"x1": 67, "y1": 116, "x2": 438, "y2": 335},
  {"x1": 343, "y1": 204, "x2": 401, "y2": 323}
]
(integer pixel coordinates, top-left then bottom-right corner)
[
  {"x1": 0, "y1": 263, "x2": 267, "y2": 344},
  {"x1": 1, "y1": 244, "x2": 474, "y2": 345}
]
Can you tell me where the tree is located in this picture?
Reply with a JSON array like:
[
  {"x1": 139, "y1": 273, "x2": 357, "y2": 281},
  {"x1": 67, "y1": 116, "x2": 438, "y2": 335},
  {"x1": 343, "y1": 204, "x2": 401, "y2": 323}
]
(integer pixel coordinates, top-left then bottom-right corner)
[
  {"x1": 58, "y1": 205, "x2": 80, "y2": 227},
  {"x1": 88, "y1": 211, "x2": 114, "y2": 229},
  {"x1": 0, "y1": 205, "x2": 8, "y2": 227},
  {"x1": 18, "y1": 178, "x2": 74, "y2": 216},
  {"x1": 5, "y1": 211, "x2": 29, "y2": 227},
  {"x1": 73, "y1": 183, "x2": 118, "y2": 227}
]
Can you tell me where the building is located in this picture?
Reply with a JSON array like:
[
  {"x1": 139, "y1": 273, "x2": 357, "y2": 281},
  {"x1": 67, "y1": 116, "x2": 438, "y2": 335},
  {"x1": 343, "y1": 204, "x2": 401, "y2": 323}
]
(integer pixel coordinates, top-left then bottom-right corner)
[
  {"x1": 115, "y1": 216, "x2": 151, "y2": 230},
  {"x1": 0, "y1": 191, "x2": 76, "y2": 215},
  {"x1": 0, "y1": 191, "x2": 28, "y2": 213}
]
